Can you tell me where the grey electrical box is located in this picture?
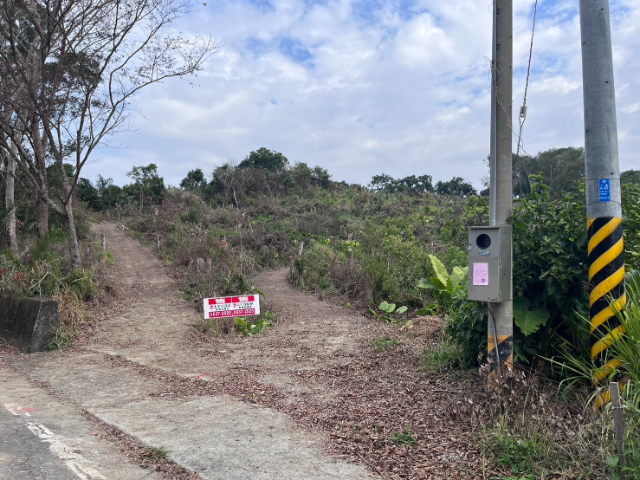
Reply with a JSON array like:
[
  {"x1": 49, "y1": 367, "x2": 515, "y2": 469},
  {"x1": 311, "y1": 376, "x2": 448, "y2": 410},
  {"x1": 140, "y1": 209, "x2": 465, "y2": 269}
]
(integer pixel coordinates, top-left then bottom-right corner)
[{"x1": 467, "y1": 226, "x2": 512, "y2": 302}]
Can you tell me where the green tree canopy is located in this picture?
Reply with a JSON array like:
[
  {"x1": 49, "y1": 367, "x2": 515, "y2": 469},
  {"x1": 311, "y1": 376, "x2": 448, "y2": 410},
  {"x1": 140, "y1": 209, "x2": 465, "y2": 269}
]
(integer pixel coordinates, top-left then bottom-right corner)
[
  {"x1": 76, "y1": 175, "x2": 125, "y2": 211},
  {"x1": 126, "y1": 164, "x2": 165, "y2": 209},
  {"x1": 369, "y1": 174, "x2": 433, "y2": 194},
  {"x1": 238, "y1": 148, "x2": 289, "y2": 173},
  {"x1": 435, "y1": 177, "x2": 477, "y2": 197},
  {"x1": 621, "y1": 169, "x2": 640, "y2": 185},
  {"x1": 513, "y1": 147, "x2": 585, "y2": 197},
  {"x1": 180, "y1": 168, "x2": 207, "y2": 191}
]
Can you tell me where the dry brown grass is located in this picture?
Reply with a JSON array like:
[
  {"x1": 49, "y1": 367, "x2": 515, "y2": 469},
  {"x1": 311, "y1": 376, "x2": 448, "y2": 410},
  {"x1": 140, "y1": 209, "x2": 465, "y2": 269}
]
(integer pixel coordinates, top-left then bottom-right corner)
[{"x1": 53, "y1": 288, "x2": 87, "y2": 333}]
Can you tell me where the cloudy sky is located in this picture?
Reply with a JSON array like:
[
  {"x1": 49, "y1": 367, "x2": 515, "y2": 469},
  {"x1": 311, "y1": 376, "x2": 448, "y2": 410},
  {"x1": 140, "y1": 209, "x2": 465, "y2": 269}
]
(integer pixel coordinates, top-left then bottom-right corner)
[{"x1": 82, "y1": 0, "x2": 640, "y2": 189}]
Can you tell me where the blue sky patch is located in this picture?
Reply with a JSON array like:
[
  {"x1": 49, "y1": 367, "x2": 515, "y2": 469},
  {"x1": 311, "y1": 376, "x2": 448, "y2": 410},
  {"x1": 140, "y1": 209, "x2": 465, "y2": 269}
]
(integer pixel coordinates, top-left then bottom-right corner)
[
  {"x1": 303, "y1": 0, "x2": 329, "y2": 7},
  {"x1": 278, "y1": 37, "x2": 315, "y2": 67},
  {"x1": 351, "y1": 0, "x2": 425, "y2": 24},
  {"x1": 244, "y1": 36, "x2": 315, "y2": 68},
  {"x1": 534, "y1": 0, "x2": 579, "y2": 23},
  {"x1": 245, "y1": 37, "x2": 272, "y2": 57},
  {"x1": 247, "y1": 0, "x2": 276, "y2": 13}
]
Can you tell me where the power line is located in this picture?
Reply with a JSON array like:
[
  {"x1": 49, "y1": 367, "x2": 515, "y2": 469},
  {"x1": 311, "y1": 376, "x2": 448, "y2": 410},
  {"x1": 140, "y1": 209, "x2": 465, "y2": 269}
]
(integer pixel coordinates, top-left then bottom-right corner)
[{"x1": 516, "y1": 0, "x2": 538, "y2": 158}]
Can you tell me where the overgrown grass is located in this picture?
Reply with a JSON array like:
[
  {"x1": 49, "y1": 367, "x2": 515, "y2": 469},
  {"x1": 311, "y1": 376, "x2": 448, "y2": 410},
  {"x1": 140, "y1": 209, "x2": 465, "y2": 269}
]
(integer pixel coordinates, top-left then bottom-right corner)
[
  {"x1": 47, "y1": 330, "x2": 79, "y2": 351},
  {"x1": 544, "y1": 271, "x2": 640, "y2": 477},
  {"x1": 0, "y1": 209, "x2": 116, "y2": 351},
  {"x1": 369, "y1": 336, "x2": 402, "y2": 353},
  {"x1": 421, "y1": 334, "x2": 466, "y2": 372},
  {"x1": 472, "y1": 369, "x2": 611, "y2": 479}
]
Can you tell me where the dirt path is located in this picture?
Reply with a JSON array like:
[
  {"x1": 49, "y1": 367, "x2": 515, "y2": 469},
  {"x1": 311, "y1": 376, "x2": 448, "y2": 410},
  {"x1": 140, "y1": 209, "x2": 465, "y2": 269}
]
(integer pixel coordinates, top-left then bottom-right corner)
[{"x1": 2, "y1": 224, "x2": 483, "y2": 479}]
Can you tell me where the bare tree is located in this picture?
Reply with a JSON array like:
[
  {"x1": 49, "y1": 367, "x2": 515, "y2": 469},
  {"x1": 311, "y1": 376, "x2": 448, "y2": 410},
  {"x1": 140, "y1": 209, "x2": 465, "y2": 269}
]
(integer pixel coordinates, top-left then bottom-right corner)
[
  {"x1": 1, "y1": 125, "x2": 19, "y2": 254},
  {"x1": 0, "y1": 0, "x2": 218, "y2": 268},
  {"x1": 1, "y1": 123, "x2": 15, "y2": 253}
]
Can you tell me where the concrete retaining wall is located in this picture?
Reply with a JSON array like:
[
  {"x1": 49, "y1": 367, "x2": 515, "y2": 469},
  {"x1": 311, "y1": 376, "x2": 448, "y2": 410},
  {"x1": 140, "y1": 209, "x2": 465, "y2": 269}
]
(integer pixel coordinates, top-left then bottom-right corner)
[{"x1": 0, "y1": 297, "x2": 59, "y2": 353}]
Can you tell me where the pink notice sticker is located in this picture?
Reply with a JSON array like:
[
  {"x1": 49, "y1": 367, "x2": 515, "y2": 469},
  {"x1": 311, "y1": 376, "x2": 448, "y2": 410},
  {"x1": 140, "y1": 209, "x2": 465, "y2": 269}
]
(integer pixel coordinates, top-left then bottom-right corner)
[{"x1": 473, "y1": 263, "x2": 489, "y2": 286}]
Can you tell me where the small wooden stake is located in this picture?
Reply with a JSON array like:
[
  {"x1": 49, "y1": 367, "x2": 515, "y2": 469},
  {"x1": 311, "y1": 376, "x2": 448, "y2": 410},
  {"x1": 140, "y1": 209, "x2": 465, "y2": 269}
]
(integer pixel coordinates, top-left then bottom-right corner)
[
  {"x1": 610, "y1": 381, "x2": 626, "y2": 475},
  {"x1": 101, "y1": 233, "x2": 106, "y2": 251}
]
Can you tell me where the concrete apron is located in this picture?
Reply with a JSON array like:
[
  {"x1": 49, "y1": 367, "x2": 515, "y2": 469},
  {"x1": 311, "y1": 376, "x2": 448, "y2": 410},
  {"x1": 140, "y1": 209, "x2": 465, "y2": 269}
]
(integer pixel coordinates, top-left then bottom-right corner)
[
  {"x1": 5, "y1": 342, "x2": 371, "y2": 480},
  {"x1": 0, "y1": 366, "x2": 163, "y2": 480},
  {"x1": 7, "y1": 350, "x2": 371, "y2": 480}
]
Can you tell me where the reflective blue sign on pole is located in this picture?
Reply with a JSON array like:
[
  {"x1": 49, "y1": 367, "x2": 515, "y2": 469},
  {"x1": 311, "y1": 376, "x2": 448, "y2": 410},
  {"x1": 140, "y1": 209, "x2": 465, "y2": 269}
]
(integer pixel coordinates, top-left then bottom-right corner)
[{"x1": 599, "y1": 179, "x2": 611, "y2": 202}]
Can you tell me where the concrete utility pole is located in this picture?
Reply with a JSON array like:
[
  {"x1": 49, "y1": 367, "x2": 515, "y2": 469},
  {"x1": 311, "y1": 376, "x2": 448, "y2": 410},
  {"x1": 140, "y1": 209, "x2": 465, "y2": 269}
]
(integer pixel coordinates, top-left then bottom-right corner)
[
  {"x1": 488, "y1": 0, "x2": 514, "y2": 383},
  {"x1": 579, "y1": 0, "x2": 626, "y2": 408}
]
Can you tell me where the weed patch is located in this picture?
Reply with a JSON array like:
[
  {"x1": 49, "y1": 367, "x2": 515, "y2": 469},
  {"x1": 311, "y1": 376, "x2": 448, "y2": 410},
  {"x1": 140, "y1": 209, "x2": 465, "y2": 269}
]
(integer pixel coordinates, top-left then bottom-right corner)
[
  {"x1": 470, "y1": 365, "x2": 615, "y2": 479},
  {"x1": 144, "y1": 446, "x2": 169, "y2": 459},
  {"x1": 421, "y1": 335, "x2": 466, "y2": 372},
  {"x1": 369, "y1": 337, "x2": 402, "y2": 353},
  {"x1": 47, "y1": 330, "x2": 79, "y2": 350},
  {"x1": 391, "y1": 428, "x2": 417, "y2": 447},
  {"x1": 235, "y1": 316, "x2": 272, "y2": 337},
  {"x1": 100, "y1": 250, "x2": 116, "y2": 265}
]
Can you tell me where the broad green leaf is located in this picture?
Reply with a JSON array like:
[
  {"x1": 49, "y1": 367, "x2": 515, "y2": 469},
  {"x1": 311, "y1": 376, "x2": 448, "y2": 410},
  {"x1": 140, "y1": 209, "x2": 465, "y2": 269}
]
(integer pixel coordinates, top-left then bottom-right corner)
[
  {"x1": 416, "y1": 305, "x2": 437, "y2": 315},
  {"x1": 379, "y1": 301, "x2": 389, "y2": 311},
  {"x1": 386, "y1": 303, "x2": 396, "y2": 313},
  {"x1": 418, "y1": 278, "x2": 433, "y2": 289},
  {"x1": 396, "y1": 306, "x2": 408, "y2": 315},
  {"x1": 606, "y1": 455, "x2": 619, "y2": 468},
  {"x1": 430, "y1": 277, "x2": 446, "y2": 292},
  {"x1": 513, "y1": 297, "x2": 550, "y2": 336},
  {"x1": 428, "y1": 254, "x2": 450, "y2": 292},
  {"x1": 452, "y1": 266, "x2": 468, "y2": 277}
]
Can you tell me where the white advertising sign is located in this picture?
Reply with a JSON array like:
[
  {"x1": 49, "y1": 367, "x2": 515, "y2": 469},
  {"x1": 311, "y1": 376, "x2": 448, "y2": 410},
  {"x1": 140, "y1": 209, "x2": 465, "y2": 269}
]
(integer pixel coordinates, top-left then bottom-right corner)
[{"x1": 203, "y1": 295, "x2": 260, "y2": 320}]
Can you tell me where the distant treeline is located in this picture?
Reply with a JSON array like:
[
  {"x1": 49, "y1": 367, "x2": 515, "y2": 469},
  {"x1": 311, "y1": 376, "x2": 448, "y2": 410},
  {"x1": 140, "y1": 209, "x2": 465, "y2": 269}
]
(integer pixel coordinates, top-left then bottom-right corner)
[{"x1": 69, "y1": 146, "x2": 640, "y2": 213}]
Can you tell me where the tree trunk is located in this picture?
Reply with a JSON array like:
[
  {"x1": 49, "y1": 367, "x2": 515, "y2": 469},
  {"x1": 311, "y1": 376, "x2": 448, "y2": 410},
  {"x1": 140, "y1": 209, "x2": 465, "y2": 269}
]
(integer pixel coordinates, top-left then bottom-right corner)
[
  {"x1": 32, "y1": 125, "x2": 49, "y2": 238},
  {"x1": 5, "y1": 143, "x2": 17, "y2": 253},
  {"x1": 2, "y1": 111, "x2": 20, "y2": 254},
  {"x1": 36, "y1": 197, "x2": 49, "y2": 238},
  {"x1": 64, "y1": 200, "x2": 81, "y2": 270}
]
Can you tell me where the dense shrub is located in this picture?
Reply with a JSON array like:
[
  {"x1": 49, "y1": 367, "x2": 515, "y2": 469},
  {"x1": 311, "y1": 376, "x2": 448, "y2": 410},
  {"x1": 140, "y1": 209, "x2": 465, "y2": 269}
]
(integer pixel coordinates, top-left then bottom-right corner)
[
  {"x1": 444, "y1": 177, "x2": 589, "y2": 364},
  {"x1": 355, "y1": 218, "x2": 434, "y2": 308},
  {"x1": 0, "y1": 223, "x2": 102, "y2": 302},
  {"x1": 446, "y1": 176, "x2": 639, "y2": 366},
  {"x1": 292, "y1": 242, "x2": 337, "y2": 292},
  {"x1": 623, "y1": 183, "x2": 640, "y2": 270},
  {"x1": 512, "y1": 176, "x2": 590, "y2": 360}
]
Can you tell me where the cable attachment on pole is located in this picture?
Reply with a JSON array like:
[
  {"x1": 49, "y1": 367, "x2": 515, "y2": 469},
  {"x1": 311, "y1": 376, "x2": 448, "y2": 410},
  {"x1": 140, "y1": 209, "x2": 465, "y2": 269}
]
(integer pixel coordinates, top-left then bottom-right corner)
[{"x1": 516, "y1": 0, "x2": 537, "y2": 157}]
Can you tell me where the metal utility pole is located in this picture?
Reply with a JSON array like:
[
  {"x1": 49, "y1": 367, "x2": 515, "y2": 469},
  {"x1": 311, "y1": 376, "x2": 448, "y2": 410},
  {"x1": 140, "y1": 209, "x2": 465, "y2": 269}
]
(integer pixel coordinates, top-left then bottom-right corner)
[
  {"x1": 579, "y1": 0, "x2": 626, "y2": 408},
  {"x1": 488, "y1": 0, "x2": 514, "y2": 384}
]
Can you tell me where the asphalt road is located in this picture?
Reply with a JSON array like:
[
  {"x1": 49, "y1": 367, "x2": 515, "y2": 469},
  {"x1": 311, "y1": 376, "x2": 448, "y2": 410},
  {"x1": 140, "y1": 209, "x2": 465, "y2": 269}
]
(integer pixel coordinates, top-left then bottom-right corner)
[
  {"x1": 0, "y1": 366, "x2": 162, "y2": 480},
  {"x1": 0, "y1": 408, "x2": 75, "y2": 480}
]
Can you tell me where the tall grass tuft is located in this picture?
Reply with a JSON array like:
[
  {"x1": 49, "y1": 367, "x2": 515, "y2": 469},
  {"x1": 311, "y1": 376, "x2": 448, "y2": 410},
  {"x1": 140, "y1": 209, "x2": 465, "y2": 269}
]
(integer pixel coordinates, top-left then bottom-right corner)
[{"x1": 550, "y1": 269, "x2": 640, "y2": 476}]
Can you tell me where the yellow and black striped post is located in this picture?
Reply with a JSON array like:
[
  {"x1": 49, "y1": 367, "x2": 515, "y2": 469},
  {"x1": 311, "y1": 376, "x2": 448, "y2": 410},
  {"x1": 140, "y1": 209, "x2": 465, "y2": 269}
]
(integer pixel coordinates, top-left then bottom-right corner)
[
  {"x1": 580, "y1": 0, "x2": 626, "y2": 407},
  {"x1": 588, "y1": 217, "x2": 626, "y2": 408}
]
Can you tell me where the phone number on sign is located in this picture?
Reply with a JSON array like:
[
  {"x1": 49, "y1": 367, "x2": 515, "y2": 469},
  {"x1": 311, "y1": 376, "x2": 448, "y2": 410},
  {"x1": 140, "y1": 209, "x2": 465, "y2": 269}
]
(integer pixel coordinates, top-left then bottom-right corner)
[{"x1": 208, "y1": 308, "x2": 256, "y2": 319}]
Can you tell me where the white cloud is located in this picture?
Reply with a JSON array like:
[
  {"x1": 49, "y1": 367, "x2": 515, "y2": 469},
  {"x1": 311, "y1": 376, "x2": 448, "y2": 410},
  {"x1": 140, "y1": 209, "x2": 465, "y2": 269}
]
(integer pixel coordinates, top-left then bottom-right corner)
[
  {"x1": 82, "y1": 0, "x2": 640, "y2": 189},
  {"x1": 395, "y1": 15, "x2": 455, "y2": 68}
]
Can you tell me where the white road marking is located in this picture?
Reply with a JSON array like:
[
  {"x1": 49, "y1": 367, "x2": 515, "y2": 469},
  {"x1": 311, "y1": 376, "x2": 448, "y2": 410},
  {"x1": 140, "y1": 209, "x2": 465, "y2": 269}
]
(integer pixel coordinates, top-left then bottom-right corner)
[{"x1": 5, "y1": 404, "x2": 107, "y2": 480}]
